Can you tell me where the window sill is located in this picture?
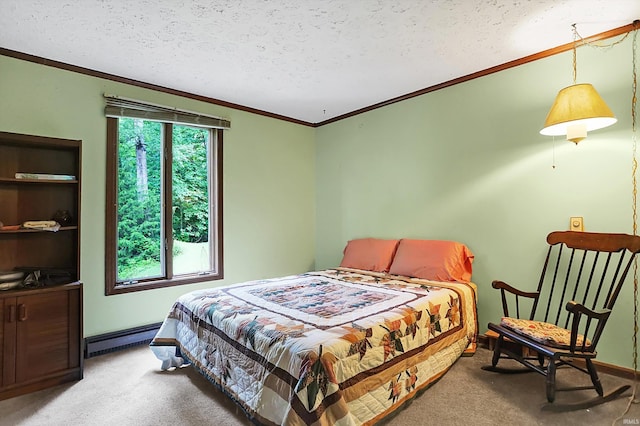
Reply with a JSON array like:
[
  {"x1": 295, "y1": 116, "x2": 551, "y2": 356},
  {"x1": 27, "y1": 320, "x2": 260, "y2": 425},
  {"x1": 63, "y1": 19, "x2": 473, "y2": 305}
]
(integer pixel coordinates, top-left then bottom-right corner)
[{"x1": 106, "y1": 271, "x2": 223, "y2": 295}]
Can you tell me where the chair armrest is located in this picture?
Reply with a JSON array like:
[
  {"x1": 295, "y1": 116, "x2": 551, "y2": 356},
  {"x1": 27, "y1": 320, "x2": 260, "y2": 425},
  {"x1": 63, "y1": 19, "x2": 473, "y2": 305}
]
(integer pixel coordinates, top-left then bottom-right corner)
[
  {"x1": 492, "y1": 280, "x2": 540, "y2": 318},
  {"x1": 492, "y1": 280, "x2": 539, "y2": 299},
  {"x1": 564, "y1": 301, "x2": 612, "y2": 351},
  {"x1": 565, "y1": 301, "x2": 611, "y2": 320}
]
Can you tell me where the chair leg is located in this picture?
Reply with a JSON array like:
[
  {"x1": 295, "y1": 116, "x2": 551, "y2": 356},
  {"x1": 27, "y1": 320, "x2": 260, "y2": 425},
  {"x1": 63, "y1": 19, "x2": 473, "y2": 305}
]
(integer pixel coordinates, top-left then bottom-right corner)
[
  {"x1": 546, "y1": 360, "x2": 557, "y2": 402},
  {"x1": 491, "y1": 335, "x2": 504, "y2": 367},
  {"x1": 585, "y1": 359, "x2": 604, "y2": 397}
]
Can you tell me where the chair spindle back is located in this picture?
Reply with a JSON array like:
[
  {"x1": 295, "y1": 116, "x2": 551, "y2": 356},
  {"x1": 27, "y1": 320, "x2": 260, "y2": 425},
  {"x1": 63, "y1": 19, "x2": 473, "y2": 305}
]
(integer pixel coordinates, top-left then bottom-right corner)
[{"x1": 529, "y1": 231, "x2": 640, "y2": 350}]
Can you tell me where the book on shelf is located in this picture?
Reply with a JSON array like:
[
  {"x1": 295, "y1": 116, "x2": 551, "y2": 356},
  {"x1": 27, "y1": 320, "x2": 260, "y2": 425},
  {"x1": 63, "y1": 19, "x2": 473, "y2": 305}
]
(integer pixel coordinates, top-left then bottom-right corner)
[{"x1": 15, "y1": 172, "x2": 76, "y2": 180}]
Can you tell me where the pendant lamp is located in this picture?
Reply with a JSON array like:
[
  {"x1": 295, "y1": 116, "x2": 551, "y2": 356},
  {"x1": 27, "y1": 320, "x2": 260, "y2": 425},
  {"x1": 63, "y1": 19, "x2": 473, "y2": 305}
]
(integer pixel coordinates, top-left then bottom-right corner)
[{"x1": 540, "y1": 25, "x2": 617, "y2": 144}]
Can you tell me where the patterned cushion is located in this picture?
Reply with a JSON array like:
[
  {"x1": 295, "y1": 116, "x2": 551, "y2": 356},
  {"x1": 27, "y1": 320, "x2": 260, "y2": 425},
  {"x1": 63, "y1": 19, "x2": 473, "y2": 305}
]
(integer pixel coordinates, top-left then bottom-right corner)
[{"x1": 501, "y1": 317, "x2": 591, "y2": 349}]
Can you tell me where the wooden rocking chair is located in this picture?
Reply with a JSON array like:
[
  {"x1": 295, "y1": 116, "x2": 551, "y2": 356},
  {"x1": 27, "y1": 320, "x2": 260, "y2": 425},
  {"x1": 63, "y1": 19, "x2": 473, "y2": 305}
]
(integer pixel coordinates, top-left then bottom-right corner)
[{"x1": 483, "y1": 231, "x2": 640, "y2": 410}]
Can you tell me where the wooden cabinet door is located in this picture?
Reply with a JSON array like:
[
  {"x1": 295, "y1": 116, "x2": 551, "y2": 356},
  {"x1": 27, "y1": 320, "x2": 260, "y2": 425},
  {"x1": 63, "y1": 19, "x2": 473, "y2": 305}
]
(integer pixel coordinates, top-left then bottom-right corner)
[
  {"x1": 0, "y1": 299, "x2": 2, "y2": 387},
  {"x1": 14, "y1": 291, "x2": 71, "y2": 383}
]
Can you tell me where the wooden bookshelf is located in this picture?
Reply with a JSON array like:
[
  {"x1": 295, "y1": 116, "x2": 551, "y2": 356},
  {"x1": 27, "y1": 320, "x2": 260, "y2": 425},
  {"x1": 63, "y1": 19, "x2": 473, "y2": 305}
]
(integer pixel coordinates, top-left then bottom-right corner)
[{"x1": 0, "y1": 131, "x2": 83, "y2": 400}]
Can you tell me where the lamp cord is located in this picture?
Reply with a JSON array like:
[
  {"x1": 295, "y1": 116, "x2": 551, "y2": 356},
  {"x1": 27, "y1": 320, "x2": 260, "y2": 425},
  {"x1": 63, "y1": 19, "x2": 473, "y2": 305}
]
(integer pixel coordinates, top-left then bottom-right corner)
[
  {"x1": 573, "y1": 23, "x2": 631, "y2": 51},
  {"x1": 631, "y1": 22, "x2": 638, "y2": 401},
  {"x1": 630, "y1": 21, "x2": 638, "y2": 403},
  {"x1": 613, "y1": 25, "x2": 639, "y2": 426},
  {"x1": 572, "y1": 24, "x2": 578, "y2": 84},
  {"x1": 571, "y1": 22, "x2": 632, "y2": 85}
]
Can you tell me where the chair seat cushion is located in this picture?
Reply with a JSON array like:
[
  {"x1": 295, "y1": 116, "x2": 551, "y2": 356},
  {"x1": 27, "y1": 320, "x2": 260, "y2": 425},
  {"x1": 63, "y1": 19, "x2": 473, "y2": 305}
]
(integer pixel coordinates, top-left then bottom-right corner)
[{"x1": 500, "y1": 317, "x2": 591, "y2": 349}]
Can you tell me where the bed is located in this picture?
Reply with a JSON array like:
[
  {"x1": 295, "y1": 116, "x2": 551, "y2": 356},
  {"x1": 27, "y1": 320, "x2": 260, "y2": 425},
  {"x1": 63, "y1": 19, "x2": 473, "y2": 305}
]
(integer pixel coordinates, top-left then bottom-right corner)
[{"x1": 150, "y1": 238, "x2": 478, "y2": 425}]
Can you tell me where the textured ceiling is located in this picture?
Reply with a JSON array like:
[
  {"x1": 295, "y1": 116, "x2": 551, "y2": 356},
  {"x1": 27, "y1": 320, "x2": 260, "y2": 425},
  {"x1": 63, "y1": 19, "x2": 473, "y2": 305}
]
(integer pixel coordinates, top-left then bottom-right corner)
[{"x1": 1, "y1": 0, "x2": 639, "y2": 124}]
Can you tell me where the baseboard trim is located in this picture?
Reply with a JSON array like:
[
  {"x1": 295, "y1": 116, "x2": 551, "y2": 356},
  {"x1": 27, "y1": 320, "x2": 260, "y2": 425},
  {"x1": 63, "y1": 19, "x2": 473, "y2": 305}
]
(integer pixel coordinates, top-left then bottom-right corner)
[
  {"x1": 84, "y1": 323, "x2": 162, "y2": 358},
  {"x1": 479, "y1": 332, "x2": 639, "y2": 380}
]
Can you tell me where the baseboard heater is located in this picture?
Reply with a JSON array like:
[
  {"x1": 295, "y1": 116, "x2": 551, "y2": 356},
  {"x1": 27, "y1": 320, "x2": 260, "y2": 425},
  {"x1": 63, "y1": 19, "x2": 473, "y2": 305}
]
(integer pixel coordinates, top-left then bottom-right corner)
[{"x1": 84, "y1": 322, "x2": 162, "y2": 358}]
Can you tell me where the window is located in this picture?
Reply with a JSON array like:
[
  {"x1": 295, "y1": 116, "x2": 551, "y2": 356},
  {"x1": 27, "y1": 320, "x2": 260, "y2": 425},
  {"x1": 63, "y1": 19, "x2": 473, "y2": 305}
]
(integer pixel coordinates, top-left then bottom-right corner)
[{"x1": 105, "y1": 97, "x2": 228, "y2": 295}]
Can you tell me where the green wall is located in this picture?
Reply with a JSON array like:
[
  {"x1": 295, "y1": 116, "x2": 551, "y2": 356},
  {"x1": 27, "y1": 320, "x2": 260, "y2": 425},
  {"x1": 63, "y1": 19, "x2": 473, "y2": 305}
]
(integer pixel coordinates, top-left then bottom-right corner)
[
  {"x1": 1, "y1": 32, "x2": 638, "y2": 369},
  {"x1": 0, "y1": 54, "x2": 316, "y2": 336},
  {"x1": 315, "y1": 36, "x2": 638, "y2": 368}
]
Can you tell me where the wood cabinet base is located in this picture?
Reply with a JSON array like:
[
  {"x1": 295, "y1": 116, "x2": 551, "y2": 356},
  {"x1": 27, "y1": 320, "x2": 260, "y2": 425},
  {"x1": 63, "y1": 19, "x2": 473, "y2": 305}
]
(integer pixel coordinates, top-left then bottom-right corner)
[
  {"x1": 0, "y1": 368, "x2": 82, "y2": 401},
  {"x1": 0, "y1": 283, "x2": 83, "y2": 401}
]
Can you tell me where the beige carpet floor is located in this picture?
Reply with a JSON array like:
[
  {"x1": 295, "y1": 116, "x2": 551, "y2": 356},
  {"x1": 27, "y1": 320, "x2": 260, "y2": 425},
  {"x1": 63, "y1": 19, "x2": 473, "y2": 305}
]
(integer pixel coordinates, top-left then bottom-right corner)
[{"x1": 1, "y1": 344, "x2": 639, "y2": 425}]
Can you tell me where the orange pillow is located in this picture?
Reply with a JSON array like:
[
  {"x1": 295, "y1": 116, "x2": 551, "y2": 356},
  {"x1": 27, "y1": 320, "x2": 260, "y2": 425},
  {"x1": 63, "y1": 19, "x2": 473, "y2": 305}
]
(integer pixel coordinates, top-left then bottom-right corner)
[
  {"x1": 339, "y1": 238, "x2": 400, "y2": 272},
  {"x1": 388, "y1": 239, "x2": 474, "y2": 283}
]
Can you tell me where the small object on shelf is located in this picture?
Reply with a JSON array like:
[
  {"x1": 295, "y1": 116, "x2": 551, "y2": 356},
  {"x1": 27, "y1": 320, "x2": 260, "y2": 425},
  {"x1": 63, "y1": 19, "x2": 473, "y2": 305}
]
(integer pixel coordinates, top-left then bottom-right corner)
[
  {"x1": 23, "y1": 220, "x2": 57, "y2": 228},
  {"x1": 18, "y1": 268, "x2": 72, "y2": 287},
  {"x1": 52, "y1": 209, "x2": 73, "y2": 226},
  {"x1": 0, "y1": 270, "x2": 25, "y2": 281},
  {"x1": 23, "y1": 270, "x2": 41, "y2": 288},
  {"x1": 0, "y1": 270, "x2": 25, "y2": 291},
  {"x1": 0, "y1": 279, "x2": 22, "y2": 291},
  {"x1": 14, "y1": 172, "x2": 75, "y2": 180},
  {"x1": 0, "y1": 224, "x2": 21, "y2": 231},
  {"x1": 22, "y1": 220, "x2": 60, "y2": 232}
]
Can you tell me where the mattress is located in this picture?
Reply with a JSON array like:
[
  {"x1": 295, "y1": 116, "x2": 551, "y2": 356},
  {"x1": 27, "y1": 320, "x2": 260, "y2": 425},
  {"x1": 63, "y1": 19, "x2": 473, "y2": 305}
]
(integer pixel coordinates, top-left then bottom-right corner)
[{"x1": 150, "y1": 267, "x2": 478, "y2": 425}]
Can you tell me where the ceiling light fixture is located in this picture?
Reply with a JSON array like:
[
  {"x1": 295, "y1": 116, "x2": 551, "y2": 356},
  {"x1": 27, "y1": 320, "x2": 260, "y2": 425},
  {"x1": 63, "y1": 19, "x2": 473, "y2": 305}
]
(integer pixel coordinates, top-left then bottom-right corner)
[{"x1": 540, "y1": 24, "x2": 617, "y2": 144}]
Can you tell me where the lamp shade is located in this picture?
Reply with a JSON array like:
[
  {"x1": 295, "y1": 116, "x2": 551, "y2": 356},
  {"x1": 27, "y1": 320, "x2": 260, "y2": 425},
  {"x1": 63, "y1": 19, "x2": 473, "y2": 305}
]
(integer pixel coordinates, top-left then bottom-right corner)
[{"x1": 540, "y1": 83, "x2": 617, "y2": 143}]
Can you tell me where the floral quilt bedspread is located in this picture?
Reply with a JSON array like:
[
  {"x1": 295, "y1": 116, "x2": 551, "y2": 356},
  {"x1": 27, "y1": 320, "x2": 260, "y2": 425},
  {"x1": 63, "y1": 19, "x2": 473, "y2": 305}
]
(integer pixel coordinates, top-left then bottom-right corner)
[{"x1": 150, "y1": 268, "x2": 477, "y2": 425}]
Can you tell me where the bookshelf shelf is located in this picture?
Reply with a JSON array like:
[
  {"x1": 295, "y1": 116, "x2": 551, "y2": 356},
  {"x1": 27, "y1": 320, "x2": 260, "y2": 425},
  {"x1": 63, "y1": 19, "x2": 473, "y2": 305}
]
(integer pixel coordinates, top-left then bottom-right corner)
[{"x1": 0, "y1": 177, "x2": 79, "y2": 185}]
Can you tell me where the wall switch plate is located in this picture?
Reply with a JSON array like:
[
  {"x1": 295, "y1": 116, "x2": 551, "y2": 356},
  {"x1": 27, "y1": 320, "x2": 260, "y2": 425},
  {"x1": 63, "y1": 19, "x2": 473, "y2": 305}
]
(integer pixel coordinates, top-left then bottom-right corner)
[{"x1": 570, "y1": 216, "x2": 584, "y2": 232}]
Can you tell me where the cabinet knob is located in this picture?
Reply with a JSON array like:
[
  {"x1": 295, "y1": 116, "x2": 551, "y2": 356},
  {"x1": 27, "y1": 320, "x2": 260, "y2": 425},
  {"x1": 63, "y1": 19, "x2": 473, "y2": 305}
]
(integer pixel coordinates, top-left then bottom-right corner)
[{"x1": 18, "y1": 304, "x2": 27, "y2": 321}]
